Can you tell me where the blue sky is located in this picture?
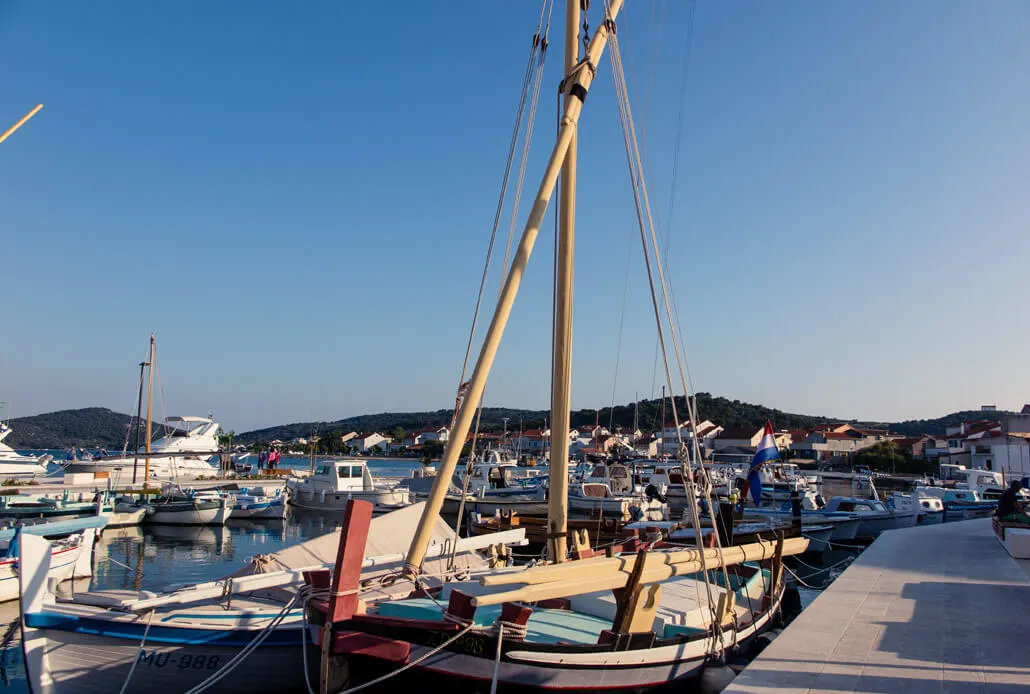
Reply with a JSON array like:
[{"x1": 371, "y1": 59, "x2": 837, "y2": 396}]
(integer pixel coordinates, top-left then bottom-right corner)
[{"x1": 2, "y1": 1, "x2": 1028, "y2": 431}]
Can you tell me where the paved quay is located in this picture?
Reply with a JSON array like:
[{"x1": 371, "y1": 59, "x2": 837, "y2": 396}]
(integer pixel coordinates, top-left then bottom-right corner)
[{"x1": 727, "y1": 518, "x2": 1030, "y2": 693}]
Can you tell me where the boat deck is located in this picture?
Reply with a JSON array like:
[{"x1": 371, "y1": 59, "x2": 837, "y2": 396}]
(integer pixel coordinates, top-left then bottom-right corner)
[{"x1": 726, "y1": 518, "x2": 1030, "y2": 693}]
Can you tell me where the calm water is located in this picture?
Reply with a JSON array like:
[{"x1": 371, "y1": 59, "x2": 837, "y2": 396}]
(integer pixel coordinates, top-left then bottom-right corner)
[{"x1": 0, "y1": 464, "x2": 884, "y2": 690}]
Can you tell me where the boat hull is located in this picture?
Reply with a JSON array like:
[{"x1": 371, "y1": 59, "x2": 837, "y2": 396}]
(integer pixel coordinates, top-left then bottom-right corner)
[
  {"x1": 287, "y1": 488, "x2": 410, "y2": 512},
  {"x1": 233, "y1": 498, "x2": 287, "y2": 519},
  {"x1": 23, "y1": 625, "x2": 314, "y2": 694},
  {"x1": 330, "y1": 591, "x2": 781, "y2": 692},
  {"x1": 64, "y1": 456, "x2": 218, "y2": 481},
  {"x1": 442, "y1": 497, "x2": 550, "y2": 518},
  {"x1": 145, "y1": 503, "x2": 231, "y2": 526}
]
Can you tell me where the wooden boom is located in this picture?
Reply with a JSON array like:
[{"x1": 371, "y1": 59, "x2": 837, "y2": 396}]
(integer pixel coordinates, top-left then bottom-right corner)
[{"x1": 471, "y1": 537, "x2": 808, "y2": 608}]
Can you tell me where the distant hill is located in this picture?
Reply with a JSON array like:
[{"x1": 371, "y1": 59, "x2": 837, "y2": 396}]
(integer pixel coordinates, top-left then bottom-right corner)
[
  {"x1": 888, "y1": 409, "x2": 1015, "y2": 437},
  {"x1": 4, "y1": 407, "x2": 155, "y2": 450},
  {"x1": 234, "y1": 393, "x2": 840, "y2": 444},
  {"x1": 8, "y1": 403, "x2": 1019, "y2": 449}
]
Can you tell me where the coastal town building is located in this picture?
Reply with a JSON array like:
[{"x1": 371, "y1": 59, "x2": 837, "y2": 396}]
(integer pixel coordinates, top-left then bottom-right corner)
[{"x1": 350, "y1": 432, "x2": 390, "y2": 453}]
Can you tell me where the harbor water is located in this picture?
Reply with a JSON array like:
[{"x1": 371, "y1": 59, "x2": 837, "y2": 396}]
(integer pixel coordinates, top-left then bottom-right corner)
[{"x1": 0, "y1": 462, "x2": 895, "y2": 691}]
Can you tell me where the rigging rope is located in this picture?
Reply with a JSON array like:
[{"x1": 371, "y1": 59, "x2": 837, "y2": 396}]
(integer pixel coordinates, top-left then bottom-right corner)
[
  {"x1": 445, "y1": 0, "x2": 554, "y2": 572},
  {"x1": 606, "y1": 8, "x2": 736, "y2": 654}
]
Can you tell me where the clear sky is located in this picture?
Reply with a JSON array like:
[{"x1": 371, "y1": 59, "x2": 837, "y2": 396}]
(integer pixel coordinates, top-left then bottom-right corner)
[{"x1": 2, "y1": 1, "x2": 1028, "y2": 432}]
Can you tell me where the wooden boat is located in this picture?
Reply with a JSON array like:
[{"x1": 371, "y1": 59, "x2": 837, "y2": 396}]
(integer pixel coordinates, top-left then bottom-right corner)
[
  {"x1": 470, "y1": 510, "x2": 627, "y2": 548},
  {"x1": 17, "y1": 502, "x2": 525, "y2": 693},
  {"x1": 307, "y1": 2, "x2": 808, "y2": 691},
  {"x1": 142, "y1": 487, "x2": 233, "y2": 525}
]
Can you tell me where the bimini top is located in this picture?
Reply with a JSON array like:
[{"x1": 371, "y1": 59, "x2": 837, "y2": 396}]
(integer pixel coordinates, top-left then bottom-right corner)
[{"x1": 166, "y1": 416, "x2": 214, "y2": 424}]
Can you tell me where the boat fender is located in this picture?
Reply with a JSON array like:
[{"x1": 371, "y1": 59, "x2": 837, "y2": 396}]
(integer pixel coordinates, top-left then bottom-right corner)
[
  {"x1": 628, "y1": 505, "x2": 644, "y2": 522},
  {"x1": 698, "y1": 660, "x2": 736, "y2": 693},
  {"x1": 747, "y1": 627, "x2": 782, "y2": 660},
  {"x1": 320, "y1": 489, "x2": 326, "y2": 504}
]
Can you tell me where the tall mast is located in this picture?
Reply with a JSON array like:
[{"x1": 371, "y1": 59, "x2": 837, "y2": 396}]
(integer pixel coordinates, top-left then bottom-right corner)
[
  {"x1": 144, "y1": 333, "x2": 155, "y2": 484},
  {"x1": 403, "y1": 0, "x2": 624, "y2": 576},
  {"x1": 132, "y1": 360, "x2": 147, "y2": 484},
  {"x1": 661, "y1": 385, "x2": 667, "y2": 457},
  {"x1": 546, "y1": 0, "x2": 580, "y2": 564}
]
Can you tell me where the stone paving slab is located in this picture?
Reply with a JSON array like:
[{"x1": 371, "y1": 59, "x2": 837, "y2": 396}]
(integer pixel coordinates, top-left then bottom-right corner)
[{"x1": 726, "y1": 518, "x2": 1030, "y2": 693}]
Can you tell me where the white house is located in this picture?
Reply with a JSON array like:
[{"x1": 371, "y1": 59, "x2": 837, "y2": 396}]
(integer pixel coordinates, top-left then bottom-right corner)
[
  {"x1": 351, "y1": 432, "x2": 390, "y2": 453},
  {"x1": 418, "y1": 426, "x2": 450, "y2": 444}
]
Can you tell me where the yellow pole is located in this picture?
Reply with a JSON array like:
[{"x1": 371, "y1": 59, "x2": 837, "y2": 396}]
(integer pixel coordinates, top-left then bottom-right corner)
[
  {"x1": 404, "y1": 0, "x2": 625, "y2": 576},
  {"x1": 0, "y1": 104, "x2": 43, "y2": 147},
  {"x1": 144, "y1": 334, "x2": 155, "y2": 485},
  {"x1": 547, "y1": 0, "x2": 579, "y2": 563}
]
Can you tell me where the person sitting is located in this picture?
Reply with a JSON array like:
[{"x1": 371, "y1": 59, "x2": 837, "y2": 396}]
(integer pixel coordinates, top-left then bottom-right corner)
[{"x1": 997, "y1": 480, "x2": 1030, "y2": 523}]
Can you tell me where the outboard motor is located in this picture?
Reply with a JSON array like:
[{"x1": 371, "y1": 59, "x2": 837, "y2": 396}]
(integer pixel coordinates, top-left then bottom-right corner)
[{"x1": 644, "y1": 483, "x2": 667, "y2": 504}]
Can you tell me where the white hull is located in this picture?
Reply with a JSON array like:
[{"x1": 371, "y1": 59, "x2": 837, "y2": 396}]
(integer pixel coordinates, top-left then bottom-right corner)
[
  {"x1": 568, "y1": 495, "x2": 666, "y2": 519},
  {"x1": 1, "y1": 532, "x2": 95, "y2": 603},
  {"x1": 287, "y1": 488, "x2": 410, "y2": 512},
  {"x1": 146, "y1": 504, "x2": 231, "y2": 526},
  {"x1": 0, "y1": 459, "x2": 48, "y2": 477},
  {"x1": 65, "y1": 456, "x2": 218, "y2": 481},
  {"x1": 23, "y1": 618, "x2": 312, "y2": 694}
]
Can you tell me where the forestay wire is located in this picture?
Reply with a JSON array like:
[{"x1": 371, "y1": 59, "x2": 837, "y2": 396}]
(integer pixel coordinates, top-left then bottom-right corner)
[
  {"x1": 447, "y1": 0, "x2": 556, "y2": 573},
  {"x1": 605, "y1": 1, "x2": 736, "y2": 655}
]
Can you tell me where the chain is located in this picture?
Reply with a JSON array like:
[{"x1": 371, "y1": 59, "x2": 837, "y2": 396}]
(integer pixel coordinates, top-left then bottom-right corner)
[{"x1": 581, "y1": 0, "x2": 591, "y2": 53}]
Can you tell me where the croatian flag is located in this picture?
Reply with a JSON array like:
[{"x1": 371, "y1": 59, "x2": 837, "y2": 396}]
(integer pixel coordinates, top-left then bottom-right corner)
[{"x1": 746, "y1": 421, "x2": 780, "y2": 506}]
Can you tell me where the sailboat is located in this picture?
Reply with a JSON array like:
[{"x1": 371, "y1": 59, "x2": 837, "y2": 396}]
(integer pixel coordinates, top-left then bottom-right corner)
[
  {"x1": 16, "y1": 502, "x2": 526, "y2": 693},
  {"x1": 303, "y1": 2, "x2": 809, "y2": 691},
  {"x1": 66, "y1": 335, "x2": 222, "y2": 483}
]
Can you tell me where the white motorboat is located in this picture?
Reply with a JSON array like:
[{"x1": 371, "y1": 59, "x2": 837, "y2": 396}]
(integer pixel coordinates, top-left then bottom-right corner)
[
  {"x1": 0, "y1": 422, "x2": 49, "y2": 477},
  {"x1": 823, "y1": 496, "x2": 918, "y2": 538},
  {"x1": 569, "y1": 462, "x2": 667, "y2": 520},
  {"x1": 285, "y1": 459, "x2": 410, "y2": 512},
  {"x1": 66, "y1": 415, "x2": 221, "y2": 482}
]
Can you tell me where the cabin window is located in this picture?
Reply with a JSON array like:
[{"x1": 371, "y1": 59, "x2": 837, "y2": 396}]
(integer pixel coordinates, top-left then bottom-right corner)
[
  {"x1": 338, "y1": 466, "x2": 354, "y2": 478},
  {"x1": 611, "y1": 467, "x2": 628, "y2": 478},
  {"x1": 590, "y1": 466, "x2": 607, "y2": 478},
  {"x1": 315, "y1": 465, "x2": 331, "y2": 476},
  {"x1": 837, "y1": 502, "x2": 855, "y2": 511}
]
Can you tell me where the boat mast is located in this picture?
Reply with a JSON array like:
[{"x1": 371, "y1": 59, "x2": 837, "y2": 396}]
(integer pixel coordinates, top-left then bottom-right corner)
[
  {"x1": 131, "y1": 359, "x2": 147, "y2": 484},
  {"x1": 547, "y1": 0, "x2": 579, "y2": 561},
  {"x1": 143, "y1": 333, "x2": 155, "y2": 484},
  {"x1": 0, "y1": 104, "x2": 43, "y2": 147},
  {"x1": 403, "y1": 0, "x2": 624, "y2": 576}
]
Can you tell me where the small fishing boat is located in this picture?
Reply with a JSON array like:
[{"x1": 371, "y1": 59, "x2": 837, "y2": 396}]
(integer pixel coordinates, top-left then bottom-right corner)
[
  {"x1": 285, "y1": 459, "x2": 410, "y2": 512},
  {"x1": 741, "y1": 507, "x2": 861, "y2": 542},
  {"x1": 822, "y1": 496, "x2": 918, "y2": 538},
  {"x1": 142, "y1": 486, "x2": 233, "y2": 525},
  {"x1": 2, "y1": 525, "x2": 100, "y2": 602},
  {"x1": 939, "y1": 489, "x2": 997, "y2": 521},
  {"x1": 569, "y1": 462, "x2": 667, "y2": 520},
  {"x1": 0, "y1": 421, "x2": 49, "y2": 477},
  {"x1": 17, "y1": 502, "x2": 525, "y2": 694},
  {"x1": 232, "y1": 487, "x2": 287, "y2": 519}
]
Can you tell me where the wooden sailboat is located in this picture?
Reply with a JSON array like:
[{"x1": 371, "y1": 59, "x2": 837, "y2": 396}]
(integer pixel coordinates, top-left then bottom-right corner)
[{"x1": 307, "y1": 2, "x2": 809, "y2": 691}]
